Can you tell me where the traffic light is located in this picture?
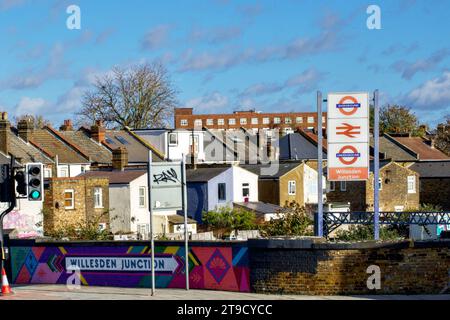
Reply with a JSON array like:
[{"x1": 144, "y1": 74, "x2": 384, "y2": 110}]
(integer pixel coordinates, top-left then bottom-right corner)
[
  {"x1": 0, "y1": 164, "x2": 11, "y2": 202},
  {"x1": 26, "y1": 163, "x2": 43, "y2": 201},
  {"x1": 14, "y1": 170, "x2": 27, "y2": 197}
]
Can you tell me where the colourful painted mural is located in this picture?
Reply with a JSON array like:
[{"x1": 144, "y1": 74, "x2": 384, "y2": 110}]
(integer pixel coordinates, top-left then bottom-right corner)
[{"x1": 9, "y1": 243, "x2": 250, "y2": 292}]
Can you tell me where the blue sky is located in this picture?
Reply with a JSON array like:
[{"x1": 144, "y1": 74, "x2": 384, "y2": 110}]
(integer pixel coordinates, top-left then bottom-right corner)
[{"x1": 0, "y1": 0, "x2": 449, "y2": 127}]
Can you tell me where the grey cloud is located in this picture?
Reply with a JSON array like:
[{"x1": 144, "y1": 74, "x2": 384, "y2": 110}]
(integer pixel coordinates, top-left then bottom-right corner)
[
  {"x1": 392, "y1": 48, "x2": 450, "y2": 80},
  {"x1": 188, "y1": 26, "x2": 242, "y2": 45},
  {"x1": 141, "y1": 24, "x2": 172, "y2": 50}
]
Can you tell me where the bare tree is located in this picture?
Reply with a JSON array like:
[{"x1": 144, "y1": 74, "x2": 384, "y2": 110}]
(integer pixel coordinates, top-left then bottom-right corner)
[
  {"x1": 77, "y1": 62, "x2": 178, "y2": 129},
  {"x1": 15, "y1": 115, "x2": 52, "y2": 129}
]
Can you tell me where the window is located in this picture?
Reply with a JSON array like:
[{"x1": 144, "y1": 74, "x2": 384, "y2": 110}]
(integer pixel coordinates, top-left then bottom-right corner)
[
  {"x1": 322, "y1": 116, "x2": 326, "y2": 123},
  {"x1": 139, "y1": 187, "x2": 146, "y2": 208},
  {"x1": 242, "y1": 183, "x2": 250, "y2": 198},
  {"x1": 340, "y1": 181, "x2": 347, "y2": 192},
  {"x1": 206, "y1": 119, "x2": 214, "y2": 126},
  {"x1": 407, "y1": 176, "x2": 416, "y2": 193},
  {"x1": 263, "y1": 118, "x2": 270, "y2": 124},
  {"x1": 94, "y1": 187, "x2": 103, "y2": 208},
  {"x1": 285, "y1": 117, "x2": 292, "y2": 124},
  {"x1": 116, "y1": 136, "x2": 130, "y2": 145},
  {"x1": 240, "y1": 118, "x2": 247, "y2": 125},
  {"x1": 44, "y1": 168, "x2": 52, "y2": 178},
  {"x1": 288, "y1": 181, "x2": 296, "y2": 195},
  {"x1": 194, "y1": 119, "x2": 202, "y2": 127},
  {"x1": 59, "y1": 167, "x2": 69, "y2": 178},
  {"x1": 273, "y1": 117, "x2": 281, "y2": 124},
  {"x1": 169, "y1": 133, "x2": 178, "y2": 146},
  {"x1": 180, "y1": 119, "x2": 188, "y2": 127},
  {"x1": 189, "y1": 135, "x2": 199, "y2": 153},
  {"x1": 308, "y1": 117, "x2": 315, "y2": 124},
  {"x1": 218, "y1": 183, "x2": 226, "y2": 201},
  {"x1": 251, "y1": 118, "x2": 259, "y2": 125},
  {"x1": 327, "y1": 181, "x2": 336, "y2": 192},
  {"x1": 228, "y1": 118, "x2": 236, "y2": 125},
  {"x1": 218, "y1": 118, "x2": 225, "y2": 126},
  {"x1": 64, "y1": 189, "x2": 74, "y2": 209},
  {"x1": 296, "y1": 117, "x2": 303, "y2": 124}
]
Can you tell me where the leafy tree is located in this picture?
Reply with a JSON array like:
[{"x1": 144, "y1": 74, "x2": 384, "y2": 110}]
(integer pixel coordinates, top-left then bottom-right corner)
[
  {"x1": 260, "y1": 202, "x2": 313, "y2": 237},
  {"x1": 202, "y1": 206, "x2": 256, "y2": 239},
  {"x1": 379, "y1": 105, "x2": 422, "y2": 136},
  {"x1": 78, "y1": 62, "x2": 178, "y2": 129},
  {"x1": 434, "y1": 118, "x2": 449, "y2": 156}
]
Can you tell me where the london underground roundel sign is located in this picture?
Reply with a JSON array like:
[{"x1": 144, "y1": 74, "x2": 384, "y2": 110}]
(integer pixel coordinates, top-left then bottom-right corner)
[{"x1": 327, "y1": 92, "x2": 370, "y2": 181}]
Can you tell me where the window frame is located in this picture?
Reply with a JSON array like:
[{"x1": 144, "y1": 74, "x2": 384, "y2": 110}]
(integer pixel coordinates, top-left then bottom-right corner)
[
  {"x1": 218, "y1": 183, "x2": 226, "y2": 201},
  {"x1": 228, "y1": 118, "x2": 236, "y2": 125},
  {"x1": 242, "y1": 183, "x2": 250, "y2": 198},
  {"x1": 168, "y1": 133, "x2": 178, "y2": 146},
  {"x1": 139, "y1": 186, "x2": 146, "y2": 208},
  {"x1": 307, "y1": 117, "x2": 315, "y2": 124},
  {"x1": 407, "y1": 176, "x2": 416, "y2": 194},
  {"x1": 180, "y1": 119, "x2": 188, "y2": 127},
  {"x1": 218, "y1": 118, "x2": 225, "y2": 126},
  {"x1": 94, "y1": 187, "x2": 103, "y2": 209},
  {"x1": 262, "y1": 118, "x2": 270, "y2": 125},
  {"x1": 240, "y1": 118, "x2": 247, "y2": 125},
  {"x1": 288, "y1": 180, "x2": 296, "y2": 195},
  {"x1": 64, "y1": 189, "x2": 75, "y2": 210}
]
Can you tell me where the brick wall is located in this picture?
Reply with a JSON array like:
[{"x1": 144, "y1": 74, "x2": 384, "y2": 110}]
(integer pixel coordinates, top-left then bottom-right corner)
[
  {"x1": 326, "y1": 162, "x2": 420, "y2": 211},
  {"x1": 44, "y1": 177, "x2": 109, "y2": 233},
  {"x1": 249, "y1": 239, "x2": 450, "y2": 295}
]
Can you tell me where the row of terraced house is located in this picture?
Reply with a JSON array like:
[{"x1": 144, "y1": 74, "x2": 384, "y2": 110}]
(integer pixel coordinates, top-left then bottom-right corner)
[{"x1": 0, "y1": 108, "x2": 449, "y2": 240}]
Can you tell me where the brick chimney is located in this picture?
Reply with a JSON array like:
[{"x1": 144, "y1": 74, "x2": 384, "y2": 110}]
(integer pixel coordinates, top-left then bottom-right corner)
[
  {"x1": 91, "y1": 120, "x2": 106, "y2": 143},
  {"x1": 0, "y1": 112, "x2": 9, "y2": 155},
  {"x1": 112, "y1": 147, "x2": 128, "y2": 171},
  {"x1": 60, "y1": 119, "x2": 74, "y2": 131},
  {"x1": 18, "y1": 118, "x2": 34, "y2": 142}
]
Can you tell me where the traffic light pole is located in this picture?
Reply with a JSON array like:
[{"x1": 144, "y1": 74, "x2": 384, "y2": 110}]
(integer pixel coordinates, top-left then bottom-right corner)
[{"x1": 0, "y1": 157, "x2": 17, "y2": 270}]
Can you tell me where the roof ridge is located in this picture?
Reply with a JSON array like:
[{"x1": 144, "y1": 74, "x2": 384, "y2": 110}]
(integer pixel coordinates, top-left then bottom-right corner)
[
  {"x1": 383, "y1": 133, "x2": 419, "y2": 159},
  {"x1": 123, "y1": 127, "x2": 165, "y2": 160},
  {"x1": 44, "y1": 126, "x2": 91, "y2": 161}
]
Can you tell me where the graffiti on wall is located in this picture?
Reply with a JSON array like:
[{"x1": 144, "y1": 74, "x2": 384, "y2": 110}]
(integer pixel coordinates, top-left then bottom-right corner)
[
  {"x1": 3, "y1": 210, "x2": 42, "y2": 239},
  {"x1": 10, "y1": 244, "x2": 250, "y2": 292}
]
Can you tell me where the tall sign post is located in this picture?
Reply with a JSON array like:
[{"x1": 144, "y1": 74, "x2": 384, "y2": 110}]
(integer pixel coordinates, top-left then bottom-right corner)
[
  {"x1": 316, "y1": 91, "x2": 324, "y2": 237},
  {"x1": 147, "y1": 151, "x2": 155, "y2": 296},
  {"x1": 147, "y1": 153, "x2": 186, "y2": 295},
  {"x1": 373, "y1": 90, "x2": 380, "y2": 240},
  {"x1": 181, "y1": 154, "x2": 189, "y2": 290},
  {"x1": 327, "y1": 92, "x2": 370, "y2": 181}
]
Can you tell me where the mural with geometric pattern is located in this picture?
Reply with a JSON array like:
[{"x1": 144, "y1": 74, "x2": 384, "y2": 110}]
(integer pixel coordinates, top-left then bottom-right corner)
[{"x1": 9, "y1": 244, "x2": 250, "y2": 292}]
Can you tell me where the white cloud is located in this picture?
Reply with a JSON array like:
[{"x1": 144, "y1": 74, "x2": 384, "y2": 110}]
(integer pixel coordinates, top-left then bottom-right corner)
[
  {"x1": 405, "y1": 71, "x2": 450, "y2": 109},
  {"x1": 14, "y1": 97, "x2": 48, "y2": 116},
  {"x1": 185, "y1": 92, "x2": 229, "y2": 112}
]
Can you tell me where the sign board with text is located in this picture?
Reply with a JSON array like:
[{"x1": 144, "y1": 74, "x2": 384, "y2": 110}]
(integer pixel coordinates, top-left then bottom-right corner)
[
  {"x1": 327, "y1": 93, "x2": 370, "y2": 181},
  {"x1": 150, "y1": 162, "x2": 183, "y2": 212}
]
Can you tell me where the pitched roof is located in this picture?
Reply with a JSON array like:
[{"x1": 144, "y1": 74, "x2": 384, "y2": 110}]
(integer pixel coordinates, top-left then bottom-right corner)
[
  {"x1": 242, "y1": 162, "x2": 303, "y2": 179},
  {"x1": 80, "y1": 170, "x2": 146, "y2": 184},
  {"x1": 104, "y1": 130, "x2": 163, "y2": 163},
  {"x1": 280, "y1": 132, "x2": 326, "y2": 160},
  {"x1": 410, "y1": 161, "x2": 450, "y2": 178},
  {"x1": 369, "y1": 134, "x2": 418, "y2": 161},
  {"x1": 58, "y1": 130, "x2": 112, "y2": 164},
  {"x1": 234, "y1": 202, "x2": 286, "y2": 215},
  {"x1": 186, "y1": 166, "x2": 231, "y2": 182},
  {"x1": 392, "y1": 136, "x2": 449, "y2": 160},
  {"x1": 29, "y1": 128, "x2": 89, "y2": 164},
  {"x1": 7, "y1": 131, "x2": 54, "y2": 164},
  {"x1": 167, "y1": 214, "x2": 197, "y2": 224}
]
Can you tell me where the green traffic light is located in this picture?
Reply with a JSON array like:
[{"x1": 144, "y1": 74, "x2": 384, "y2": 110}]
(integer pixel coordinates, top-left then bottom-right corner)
[{"x1": 30, "y1": 190, "x2": 41, "y2": 200}]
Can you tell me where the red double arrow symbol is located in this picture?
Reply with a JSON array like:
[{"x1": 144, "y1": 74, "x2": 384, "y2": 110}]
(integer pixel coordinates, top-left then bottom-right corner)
[{"x1": 336, "y1": 123, "x2": 361, "y2": 138}]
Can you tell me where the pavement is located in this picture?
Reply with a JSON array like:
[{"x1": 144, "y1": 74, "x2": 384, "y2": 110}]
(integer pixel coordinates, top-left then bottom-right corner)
[{"x1": 1, "y1": 285, "x2": 450, "y2": 300}]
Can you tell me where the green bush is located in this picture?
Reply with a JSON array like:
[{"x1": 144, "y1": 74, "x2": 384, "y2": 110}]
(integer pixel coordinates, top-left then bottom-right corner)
[
  {"x1": 202, "y1": 206, "x2": 257, "y2": 239},
  {"x1": 334, "y1": 224, "x2": 404, "y2": 242},
  {"x1": 261, "y1": 202, "x2": 313, "y2": 237}
]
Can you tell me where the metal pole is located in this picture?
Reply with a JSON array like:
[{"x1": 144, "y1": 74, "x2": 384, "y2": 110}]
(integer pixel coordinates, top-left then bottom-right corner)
[
  {"x1": 147, "y1": 151, "x2": 156, "y2": 296},
  {"x1": 181, "y1": 154, "x2": 189, "y2": 290},
  {"x1": 317, "y1": 91, "x2": 324, "y2": 237},
  {"x1": 373, "y1": 90, "x2": 380, "y2": 240}
]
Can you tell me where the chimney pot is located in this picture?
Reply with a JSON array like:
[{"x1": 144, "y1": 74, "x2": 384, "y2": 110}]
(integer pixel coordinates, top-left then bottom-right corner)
[
  {"x1": 60, "y1": 119, "x2": 73, "y2": 131},
  {"x1": 0, "y1": 112, "x2": 10, "y2": 154},
  {"x1": 112, "y1": 147, "x2": 128, "y2": 171},
  {"x1": 91, "y1": 120, "x2": 106, "y2": 143}
]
